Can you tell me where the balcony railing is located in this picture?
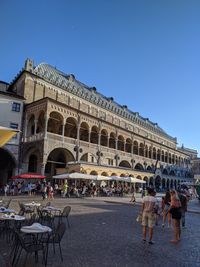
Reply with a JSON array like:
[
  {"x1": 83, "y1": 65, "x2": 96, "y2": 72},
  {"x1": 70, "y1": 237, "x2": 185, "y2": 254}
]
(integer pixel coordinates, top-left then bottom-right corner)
[{"x1": 24, "y1": 132, "x2": 45, "y2": 142}]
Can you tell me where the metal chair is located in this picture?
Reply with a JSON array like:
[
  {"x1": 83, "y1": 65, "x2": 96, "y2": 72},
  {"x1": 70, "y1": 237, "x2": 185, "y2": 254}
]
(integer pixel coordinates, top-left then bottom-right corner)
[
  {"x1": 41, "y1": 222, "x2": 66, "y2": 262},
  {"x1": 56, "y1": 206, "x2": 71, "y2": 228}
]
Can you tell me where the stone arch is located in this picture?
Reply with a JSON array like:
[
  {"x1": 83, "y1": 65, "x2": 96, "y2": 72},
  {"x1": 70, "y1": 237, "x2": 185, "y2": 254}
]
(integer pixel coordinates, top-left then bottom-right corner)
[
  {"x1": 155, "y1": 175, "x2": 161, "y2": 191},
  {"x1": 45, "y1": 148, "x2": 75, "y2": 177},
  {"x1": 23, "y1": 146, "x2": 41, "y2": 174},
  {"x1": 143, "y1": 176, "x2": 148, "y2": 186},
  {"x1": 162, "y1": 168, "x2": 168, "y2": 175},
  {"x1": 162, "y1": 178, "x2": 166, "y2": 189},
  {"x1": 174, "y1": 180, "x2": 177, "y2": 189},
  {"x1": 101, "y1": 129, "x2": 108, "y2": 147},
  {"x1": 109, "y1": 132, "x2": 116, "y2": 149},
  {"x1": 90, "y1": 170, "x2": 98, "y2": 175},
  {"x1": 153, "y1": 147, "x2": 156, "y2": 160},
  {"x1": 36, "y1": 111, "x2": 45, "y2": 133},
  {"x1": 145, "y1": 145, "x2": 148, "y2": 158},
  {"x1": 125, "y1": 138, "x2": 132, "y2": 153},
  {"x1": 101, "y1": 172, "x2": 108, "y2": 176},
  {"x1": 80, "y1": 122, "x2": 89, "y2": 142},
  {"x1": 27, "y1": 114, "x2": 35, "y2": 136},
  {"x1": 133, "y1": 141, "x2": 138, "y2": 154},
  {"x1": 118, "y1": 135, "x2": 124, "y2": 151},
  {"x1": 91, "y1": 126, "x2": 98, "y2": 144},
  {"x1": 157, "y1": 149, "x2": 161, "y2": 160},
  {"x1": 169, "y1": 170, "x2": 176, "y2": 176},
  {"x1": 165, "y1": 152, "x2": 168, "y2": 163},
  {"x1": 172, "y1": 154, "x2": 175, "y2": 164},
  {"x1": 149, "y1": 147, "x2": 152, "y2": 158},
  {"x1": 119, "y1": 160, "x2": 131, "y2": 168},
  {"x1": 149, "y1": 177, "x2": 154, "y2": 186},
  {"x1": 134, "y1": 163, "x2": 144, "y2": 170},
  {"x1": 147, "y1": 165, "x2": 152, "y2": 171},
  {"x1": 161, "y1": 150, "x2": 165, "y2": 162},
  {"x1": 80, "y1": 152, "x2": 97, "y2": 163},
  {"x1": 28, "y1": 154, "x2": 38, "y2": 172},
  {"x1": 65, "y1": 117, "x2": 77, "y2": 139},
  {"x1": 166, "y1": 179, "x2": 170, "y2": 189},
  {"x1": 0, "y1": 148, "x2": 17, "y2": 185},
  {"x1": 169, "y1": 153, "x2": 172, "y2": 164},
  {"x1": 139, "y1": 143, "x2": 144, "y2": 156},
  {"x1": 48, "y1": 111, "x2": 63, "y2": 135}
]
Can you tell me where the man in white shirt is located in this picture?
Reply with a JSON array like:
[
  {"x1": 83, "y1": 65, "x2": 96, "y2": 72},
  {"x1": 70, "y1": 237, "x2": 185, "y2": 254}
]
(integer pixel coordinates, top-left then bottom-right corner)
[{"x1": 141, "y1": 188, "x2": 158, "y2": 244}]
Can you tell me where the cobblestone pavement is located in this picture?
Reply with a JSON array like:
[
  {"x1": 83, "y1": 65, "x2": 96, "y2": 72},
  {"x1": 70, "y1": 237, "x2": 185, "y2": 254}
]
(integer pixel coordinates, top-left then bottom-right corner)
[{"x1": 0, "y1": 195, "x2": 200, "y2": 267}]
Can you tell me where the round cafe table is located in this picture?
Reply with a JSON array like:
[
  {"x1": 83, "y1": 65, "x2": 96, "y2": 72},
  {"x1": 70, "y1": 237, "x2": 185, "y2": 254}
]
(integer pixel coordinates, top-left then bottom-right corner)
[
  {"x1": 0, "y1": 214, "x2": 25, "y2": 221},
  {"x1": 21, "y1": 223, "x2": 52, "y2": 265},
  {"x1": 21, "y1": 223, "x2": 52, "y2": 234}
]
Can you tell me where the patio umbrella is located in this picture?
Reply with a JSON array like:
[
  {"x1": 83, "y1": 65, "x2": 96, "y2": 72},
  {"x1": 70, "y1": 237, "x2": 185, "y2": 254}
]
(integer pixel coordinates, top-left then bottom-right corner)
[
  {"x1": 0, "y1": 126, "x2": 19, "y2": 147},
  {"x1": 94, "y1": 175, "x2": 112, "y2": 181},
  {"x1": 53, "y1": 172, "x2": 95, "y2": 180},
  {"x1": 11, "y1": 173, "x2": 46, "y2": 179},
  {"x1": 53, "y1": 172, "x2": 111, "y2": 181},
  {"x1": 124, "y1": 177, "x2": 146, "y2": 183},
  {"x1": 109, "y1": 176, "x2": 127, "y2": 182}
]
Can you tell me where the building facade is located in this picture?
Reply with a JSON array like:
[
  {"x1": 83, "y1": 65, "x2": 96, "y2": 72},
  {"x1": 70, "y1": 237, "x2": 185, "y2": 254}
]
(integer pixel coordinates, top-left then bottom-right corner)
[
  {"x1": 0, "y1": 81, "x2": 24, "y2": 185},
  {"x1": 4, "y1": 59, "x2": 195, "y2": 189}
]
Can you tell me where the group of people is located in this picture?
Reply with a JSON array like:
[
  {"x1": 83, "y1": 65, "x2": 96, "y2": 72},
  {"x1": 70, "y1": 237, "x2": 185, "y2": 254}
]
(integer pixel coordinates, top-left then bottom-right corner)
[{"x1": 141, "y1": 187, "x2": 188, "y2": 244}]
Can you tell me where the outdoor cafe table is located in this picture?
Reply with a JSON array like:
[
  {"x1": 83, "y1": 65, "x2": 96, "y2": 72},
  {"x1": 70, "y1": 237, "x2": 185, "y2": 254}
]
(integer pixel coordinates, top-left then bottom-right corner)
[
  {"x1": 21, "y1": 223, "x2": 52, "y2": 234},
  {"x1": 0, "y1": 214, "x2": 25, "y2": 221},
  {"x1": 21, "y1": 223, "x2": 52, "y2": 264}
]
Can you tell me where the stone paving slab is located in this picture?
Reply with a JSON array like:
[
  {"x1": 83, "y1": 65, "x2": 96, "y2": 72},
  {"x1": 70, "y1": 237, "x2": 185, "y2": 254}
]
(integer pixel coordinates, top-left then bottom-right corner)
[{"x1": 0, "y1": 195, "x2": 199, "y2": 267}]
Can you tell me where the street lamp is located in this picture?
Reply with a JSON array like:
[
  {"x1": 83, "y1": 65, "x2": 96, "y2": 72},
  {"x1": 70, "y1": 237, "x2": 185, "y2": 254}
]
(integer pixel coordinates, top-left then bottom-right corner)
[
  {"x1": 74, "y1": 145, "x2": 82, "y2": 161},
  {"x1": 96, "y1": 150, "x2": 103, "y2": 165}
]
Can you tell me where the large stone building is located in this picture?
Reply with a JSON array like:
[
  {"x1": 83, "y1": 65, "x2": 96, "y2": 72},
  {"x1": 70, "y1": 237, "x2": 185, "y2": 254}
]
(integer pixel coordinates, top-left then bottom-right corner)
[
  {"x1": 2, "y1": 59, "x2": 196, "y2": 189},
  {"x1": 0, "y1": 81, "x2": 24, "y2": 185}
]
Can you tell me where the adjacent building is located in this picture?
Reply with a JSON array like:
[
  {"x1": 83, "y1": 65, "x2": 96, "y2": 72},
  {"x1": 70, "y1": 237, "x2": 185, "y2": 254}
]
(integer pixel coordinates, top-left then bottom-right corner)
[
  {"x1": 0, "y1": 59, "x2": 197, "y2": 189},
  {"x1": 0, "y1": 81, "x2": 24, "y2": 186}
]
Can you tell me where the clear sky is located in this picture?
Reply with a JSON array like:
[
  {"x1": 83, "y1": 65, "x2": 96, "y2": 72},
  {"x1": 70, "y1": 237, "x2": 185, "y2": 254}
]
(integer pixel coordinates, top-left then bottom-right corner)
[{"x1": 0, "y1": 0, "x2": 200, "y2": 154}]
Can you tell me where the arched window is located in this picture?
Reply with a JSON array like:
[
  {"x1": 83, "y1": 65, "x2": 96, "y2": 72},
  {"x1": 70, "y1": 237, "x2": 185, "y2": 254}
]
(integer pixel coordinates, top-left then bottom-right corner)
[{"x1": 28, "y1": 155, "x2": 37, "y2": 172}]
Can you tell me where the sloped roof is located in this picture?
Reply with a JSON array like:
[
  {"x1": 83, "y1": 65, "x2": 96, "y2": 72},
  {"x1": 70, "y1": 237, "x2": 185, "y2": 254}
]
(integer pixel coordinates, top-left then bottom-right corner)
[{"x1": 33, "y1": 62, "x2": 174, "y2": 141}]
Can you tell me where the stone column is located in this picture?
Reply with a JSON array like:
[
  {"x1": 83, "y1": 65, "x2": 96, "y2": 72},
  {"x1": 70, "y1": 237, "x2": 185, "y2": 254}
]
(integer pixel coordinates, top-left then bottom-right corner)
[
  {"x1": 62, "y1": 124, "x2": 65, "y2": 142},
  {"x1": 88, "y1": 130, "x2": 91, "y2": 143},
  {"x1": 76, "y1": 120, "x2": 81, "y2": 146},
  {"x1": 115, "y1": 137, "x2": 118, "y2": 151},
  {"x1": 34, "y1": 119, "x2": 38, "y2": 135},
  {"x1": 44, "y1": 115, "x2": 49, "y2": 139},
  {"x1": 40, "y1": 162, "x2": 46, "y2": 176},
  {"x1": 23, "y1": 116, "x2": 28, "y2": 141},
  {"x1": 107, "y1": 136, "x2": 109, "y2": 147}
]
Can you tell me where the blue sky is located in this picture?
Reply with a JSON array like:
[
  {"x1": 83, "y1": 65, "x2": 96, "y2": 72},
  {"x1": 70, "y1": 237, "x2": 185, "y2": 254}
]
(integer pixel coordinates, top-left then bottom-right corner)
[{"x1": 0, "y1": 0, "x2": 200, "y2": 154}]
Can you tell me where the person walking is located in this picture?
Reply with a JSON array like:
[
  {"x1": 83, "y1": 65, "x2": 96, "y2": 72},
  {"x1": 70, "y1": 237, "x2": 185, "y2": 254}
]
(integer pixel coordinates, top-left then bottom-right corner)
[
  {"x1": 141, "y1": 188, "x2": 158, "y2": 244},
  {"x1": 130, "y1": 187, "x2": 136, "y2": 203},
  {"x1": 4, "y1": 184, "x2": 9, "y2": 196},
  {"x1": 169, "y1": 190, "x2": 182, "y2": 244},
  {"x1": 178, "y1": 189, "x2": 188, "y2": 228},
  {"x1": 162, "y1": 190, "x2": 171, "y2": 228}
]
